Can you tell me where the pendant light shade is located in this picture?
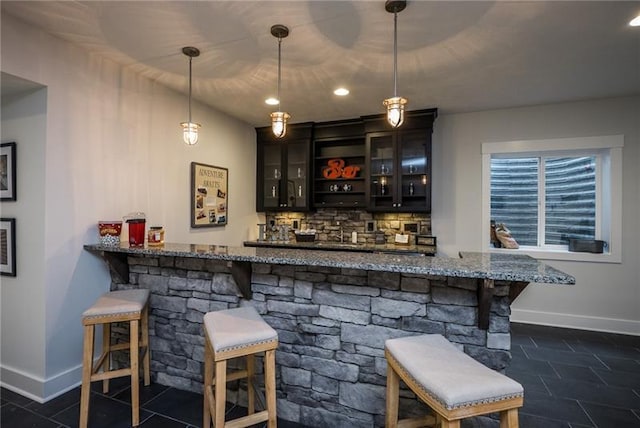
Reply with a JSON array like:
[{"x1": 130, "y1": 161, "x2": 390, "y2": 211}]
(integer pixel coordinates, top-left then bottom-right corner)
[
  {"x1": 181, "y1": 122, "x2": 200, "y2": 145},
  {"x1": 383, "y1": 96, "x2": 407, "y2": 128},
  {"x1": 383, "y1": 0, "x2": 407, "y2": 128},
  {"x1": 270, "y1": 24, "x2": 290, "y2": 139},
  {"x1": 180, "y1": 46, "x2": 201, "y2": 145},
  {"x1": 270, "y1": 111, "x2": 291, "y2": 138}
]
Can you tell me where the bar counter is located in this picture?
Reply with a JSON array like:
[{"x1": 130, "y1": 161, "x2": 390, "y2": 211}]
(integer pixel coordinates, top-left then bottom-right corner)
[
  {"x1": 84, "y1": 242, "x2": 574, "y2": 284},
  {"x1": 84, "y1": 242, "x2": 574, "y2": 427}
]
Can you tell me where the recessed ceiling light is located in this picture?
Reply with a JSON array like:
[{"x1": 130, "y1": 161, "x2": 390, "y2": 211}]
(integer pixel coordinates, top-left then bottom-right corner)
[
  {"x1": 265, "y1": 97, "x2": 279, "y2": 106},
  {"x1": 334, "y1": 88, "x2": 349, "y2": 96},
  {"x1": 630, "y1": 15, "x2": 640, "y2": 26}
]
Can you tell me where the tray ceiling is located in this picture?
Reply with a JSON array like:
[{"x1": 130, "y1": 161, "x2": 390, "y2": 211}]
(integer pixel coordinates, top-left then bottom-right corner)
[{"x1": 2, "y1": 1, "x2": 639, "y2": 126}]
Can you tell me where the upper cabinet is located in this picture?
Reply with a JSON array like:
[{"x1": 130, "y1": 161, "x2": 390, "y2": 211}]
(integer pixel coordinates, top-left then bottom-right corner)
[
  {"x1": 366, "y1": 129, "x2": 432, "y2": 212},
  {"x1": 256, "y1": 123, "x2": 313, "y2": 212},
  {"x1": 255, "y1": 109, "x2": 437, "y2": 213},
  {"x1": 364, "y1": 109, "x2": 437, "y2": 213},
  {"x1": 312, "y1": 119, "x2": 366, "y2": 209}
]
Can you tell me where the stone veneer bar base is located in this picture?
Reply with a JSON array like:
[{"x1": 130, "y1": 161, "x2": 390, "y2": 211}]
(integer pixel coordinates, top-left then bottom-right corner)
[{"x1": 111, "y1": 254, "x2": 514, "y2": 428}]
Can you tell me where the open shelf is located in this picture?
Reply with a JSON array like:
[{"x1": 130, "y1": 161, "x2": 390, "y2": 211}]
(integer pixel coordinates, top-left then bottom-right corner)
[
  {"x1": 313, "y1": 136, "x2": 367, "y2": 208},
  {"x1": 315, "y1": 155, "x2": 365, "y2": 161},
  {"x1": 315, "y1": 177, "x2": 365, "y2": 182},
  {"x1": 313, "y1": 201, "x2": 365, "y2": 208},
  {"x1": 315, "y1": 191, "x2": 365, "y2": 195}
]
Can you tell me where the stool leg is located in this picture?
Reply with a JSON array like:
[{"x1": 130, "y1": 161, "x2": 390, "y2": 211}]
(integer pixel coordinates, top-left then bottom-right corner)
[
  {"x1": 500, "y1": 408, "x2": 519, "y2": 428},
  {"x1": 102, "y1": 322, "x2": 111, "y2": 393},
  {"x1": 264, "y1": 349, "x2": 277, "y2": 428},
  {"x1": 203, "y1": 340, "x2": 213, "y2": 428},
  {"x1": 79, "y1": 325, "x2": 95, "y2": 428},
  {"x1": 214, "y1": 360, "x2": 228, "y2": 428},
  {"x1": 441, "y1": 419, "x2": 460, "y2": 428},
  {"x1": 385, "y1": 361, "x2": 399, "y2": 428},
  {"x1": 246, "y1": 354, "x2": 255, "y2": 415},
  {"x1": 130, "y1": 319, "x2": 140, "y2": 426},
  {"x1": 141, "y1": 306, "x2": 151, "y2": 386}
]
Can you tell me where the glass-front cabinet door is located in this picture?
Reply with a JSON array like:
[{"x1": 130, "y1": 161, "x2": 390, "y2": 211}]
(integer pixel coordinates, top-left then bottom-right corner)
[
  {"x1": 367, "y1": 133, "x2": 396, "y2": 211},
  {"x1": 286, "y1": 141, "x2": 308, "y2": 210},
  {"x1": 256, "y1": 123, "x2": 312, "y2": 212},
  {"x1": 398, "y1": 129, "x2": 431, "y2": 212},
  {"x1": 366, "y1": 129, "x2": 431, "y2": 212},
  {"x1": 261, "y1": 144, "x2": 283, "y2": 210}
]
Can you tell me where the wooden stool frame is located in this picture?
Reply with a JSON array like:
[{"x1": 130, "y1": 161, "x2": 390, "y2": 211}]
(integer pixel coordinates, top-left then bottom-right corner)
[
  {"x1": 79, "y1": 302, "x2": 150, "y2": 428},
  {"x1": 385, "y1": 350, "x2": 523, "y2": 428},
  {"x1": 203, "y1": 334, "x2": 277, "y2": 428}
]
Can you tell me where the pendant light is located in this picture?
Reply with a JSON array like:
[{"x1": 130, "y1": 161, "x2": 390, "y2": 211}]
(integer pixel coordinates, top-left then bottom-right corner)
[
  {"x1": 270, "y1": 24, "x2": 290, "y2": 139},
  {"x1": 383, "y1": 0, "x2": 408, "y2": 128},
  {"x1": 180, "y1": 46, "x2": 201, "y2": 145}
]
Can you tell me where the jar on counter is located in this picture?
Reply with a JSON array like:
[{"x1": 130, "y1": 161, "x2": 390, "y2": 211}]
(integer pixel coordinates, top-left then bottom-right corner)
[{"x1": 147, "y1": 226, "x2": 165, "y2": 246}]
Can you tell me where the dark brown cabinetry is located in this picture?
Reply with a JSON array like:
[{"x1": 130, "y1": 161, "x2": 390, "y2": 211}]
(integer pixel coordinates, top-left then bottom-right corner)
[
  {"x1": 256, "y1": 123, "x2": 312, "y2": 212},
  {"x1": 312, "y1": 119, "x2": 366, "y2": 208},
  {"x1": 255, "y1": 109, "x2": 436, "y2": 213},
  {"x1": 364, "y1": 109, "x2": 437, "y2": 212}
]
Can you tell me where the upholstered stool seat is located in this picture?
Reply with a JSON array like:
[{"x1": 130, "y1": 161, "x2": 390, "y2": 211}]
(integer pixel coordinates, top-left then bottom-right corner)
[
  {"x1": 79, "y1": 289, "x2": 151, "y2": 428},
  {"x1": 203, "y1": 305, "x2": 278, "y2": 428},
  {"x1": 385, "y1": 334, "x2": 523, "y2": 428}
]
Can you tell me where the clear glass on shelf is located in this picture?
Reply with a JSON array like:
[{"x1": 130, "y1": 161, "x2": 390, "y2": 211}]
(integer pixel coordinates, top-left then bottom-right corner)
[
  {"x1": 368, "y1": 134, "x2": 395, "y2": 210},
  {"x1": 400, "y1": 133, "x2": 429, "y2": 198},
  {"x1": 287, "y1": 141, "x2": 308, "y2": 209},
  {"x1": 263, "y1": 145, "x2": 282, "y2": 209}
]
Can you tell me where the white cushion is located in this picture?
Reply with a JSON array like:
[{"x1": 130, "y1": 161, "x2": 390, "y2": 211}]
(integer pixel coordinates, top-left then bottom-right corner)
[
  {"x1": 204, "y1": 306, "x2": 278, "y2": 353},
  {"x1": 385, "y1": 334, "x2": 523, "y2": 410},
  {"x1": 83, "y1": 289, "x2": 150, "y2": 318}
]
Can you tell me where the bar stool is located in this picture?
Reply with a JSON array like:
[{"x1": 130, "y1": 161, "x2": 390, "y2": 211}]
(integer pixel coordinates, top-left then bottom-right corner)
[
  {"x1": 385, "y1": 334, "x2": 523, "y2": 428},
  {"x1": 203, "y1": 306, "x2": 278, "y2": 428},
  {"x1": 79, "y1": 289, "x2": 151, "y2": 428}
]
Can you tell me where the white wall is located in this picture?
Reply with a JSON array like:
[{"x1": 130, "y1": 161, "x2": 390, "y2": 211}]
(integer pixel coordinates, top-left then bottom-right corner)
[
  {"x1": 1, "y1": 14, "x2": 260, "y2": 401},
  {"x1": 1, "y1": 86, "x2": 48, "y2": 397},
  {"x1": 432, "y1": 96, "x2": 640, "y2": 334}
]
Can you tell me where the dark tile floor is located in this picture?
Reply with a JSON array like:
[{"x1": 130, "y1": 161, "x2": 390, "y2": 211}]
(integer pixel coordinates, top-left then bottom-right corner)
[{"x1": 2, "y1": 323, "x2": 639, "y2": 427}]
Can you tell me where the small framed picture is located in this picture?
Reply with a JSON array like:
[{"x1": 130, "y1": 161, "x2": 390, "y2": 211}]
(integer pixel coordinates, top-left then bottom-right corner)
[
  {"x1": 416, "y1": 235, "x2": 437, "y2": 246},
  {"x1": 1, "y1": 142, "x2": 17, "y2": 201},
  {"x1": 402, "y1": 222, "x2": 418, "y2": 234},
  {"x1": 1, "y1": 218, "x2": 16, "y2": 276},
  {"x1": 366, "y1": 220, "x2": 376, "y2": 232},
  {"x1": 190, "y1": 162, "x2": 228, "y2": 228}
]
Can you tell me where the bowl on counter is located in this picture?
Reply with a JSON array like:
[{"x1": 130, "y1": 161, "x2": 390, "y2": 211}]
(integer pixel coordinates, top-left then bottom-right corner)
[{"x1": 294, "y1": 230, "x2": 316, "y2": 242}]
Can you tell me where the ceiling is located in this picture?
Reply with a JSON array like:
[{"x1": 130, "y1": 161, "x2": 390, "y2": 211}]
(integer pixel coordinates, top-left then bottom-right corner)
[{"x1": 2, "y1": 1, "x2": 639, "y2": 127}]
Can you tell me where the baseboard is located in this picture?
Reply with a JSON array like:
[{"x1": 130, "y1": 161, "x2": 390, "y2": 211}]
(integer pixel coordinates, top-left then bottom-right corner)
[
  {"x1": 511, "y1": 308, "x2": 640, "y2": 336},
  {"x1": 0, "y1": 363, "x2": 82, "y2": 403}
]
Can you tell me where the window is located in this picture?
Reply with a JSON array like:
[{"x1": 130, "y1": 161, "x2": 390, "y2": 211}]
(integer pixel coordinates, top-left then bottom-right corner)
[
  {"x1": 491, "y1": 155, "x2": 596, "y2": 247},
  {"x1": 482, "y1": 136, "x2": 623, "y2": 262}
]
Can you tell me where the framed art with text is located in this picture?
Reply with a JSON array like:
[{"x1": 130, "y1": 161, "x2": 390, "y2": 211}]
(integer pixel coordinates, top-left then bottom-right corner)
[
  {"x1": 0, "y1": 218, "x2": 16, "y2": 276},
  {"x1": 191, "y1": 162, "x2": 228, "y2": 228},
  {"x1": 1, "y1": 142, "x2": 16, "y2": 201}
]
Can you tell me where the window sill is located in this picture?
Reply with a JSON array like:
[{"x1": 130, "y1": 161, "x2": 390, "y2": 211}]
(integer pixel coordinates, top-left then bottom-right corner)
[{"x1": 488, "y1": 247, "x2": 621, "y2": 264}]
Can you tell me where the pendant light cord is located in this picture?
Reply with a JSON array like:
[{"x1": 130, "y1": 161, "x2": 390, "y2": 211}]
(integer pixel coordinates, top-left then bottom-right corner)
[
  {"x1": 277, "y1": 36, "x2": 282, "y2": 110},
  {"x1": 393, "y1": 10, "x2": 398, "y2": 98},
  {"x1": 188, "y1": 55, "x2": 193, "y2": 124}
]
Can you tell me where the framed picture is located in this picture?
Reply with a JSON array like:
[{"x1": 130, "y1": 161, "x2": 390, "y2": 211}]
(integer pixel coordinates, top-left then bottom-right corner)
[
  {"x1": 0, "y1": 218, "x2": 16, "y2": 277},
  {"x1": 1, "y1": 142, "x2": 16, "y2": 201},
  {"x1": 402, "y1": 222, "x2": 419, "y2": 234},
  {"x1": 191, "y1": 162, "x2": 228, "y2": 228}
]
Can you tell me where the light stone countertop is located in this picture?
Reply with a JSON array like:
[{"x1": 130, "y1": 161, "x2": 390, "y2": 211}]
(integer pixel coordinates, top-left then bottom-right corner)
[
  {"x1": 243, "y1": 240, "x2": 436, "y2": 255},
  {"x1": 84, "y1": 242, "x2": 575, "y2": 285}
]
